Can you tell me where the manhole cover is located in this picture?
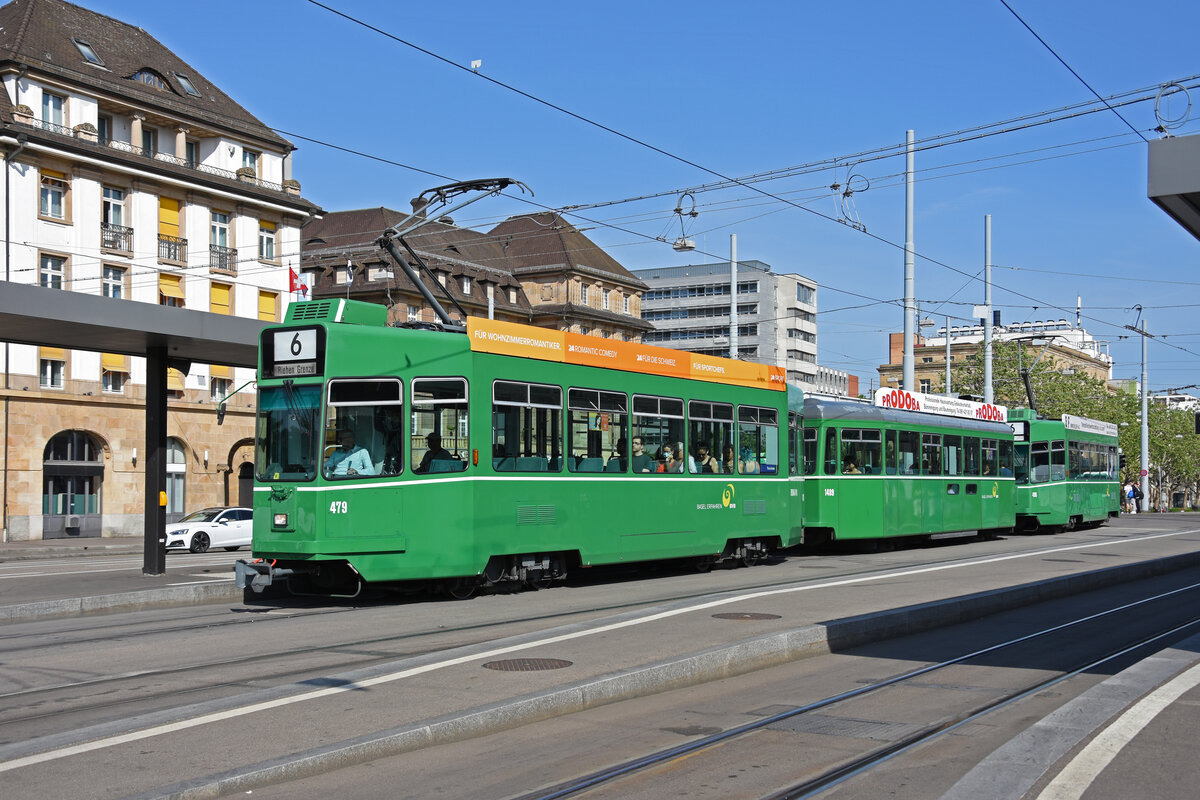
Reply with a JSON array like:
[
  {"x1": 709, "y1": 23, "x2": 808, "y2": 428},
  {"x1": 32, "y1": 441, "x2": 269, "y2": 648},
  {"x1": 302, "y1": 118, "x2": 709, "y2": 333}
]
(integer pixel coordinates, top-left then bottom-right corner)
[
  {"x1": 483, "y1": 658, "x2": 573, "y2": 672},
  {"x1": 713, "y1": 612, "x2": 781, "y2": 621}
]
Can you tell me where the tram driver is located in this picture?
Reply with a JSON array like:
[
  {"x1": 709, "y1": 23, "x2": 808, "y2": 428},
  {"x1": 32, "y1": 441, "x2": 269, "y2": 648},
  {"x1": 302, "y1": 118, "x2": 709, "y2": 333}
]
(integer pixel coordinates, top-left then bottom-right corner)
[{"x1": 324, "y1": 429, "x2": 375, "y2": 478}]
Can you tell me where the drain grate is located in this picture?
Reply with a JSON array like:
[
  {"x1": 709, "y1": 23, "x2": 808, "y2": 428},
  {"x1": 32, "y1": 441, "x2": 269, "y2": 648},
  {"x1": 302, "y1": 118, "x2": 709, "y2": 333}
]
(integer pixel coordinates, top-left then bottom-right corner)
[
  {"x1": 483, "y1": 657, "x2": 572, "y2": 672},
  {"x1": 713, "y1": 612, "x2": 782, "y2": 621}
]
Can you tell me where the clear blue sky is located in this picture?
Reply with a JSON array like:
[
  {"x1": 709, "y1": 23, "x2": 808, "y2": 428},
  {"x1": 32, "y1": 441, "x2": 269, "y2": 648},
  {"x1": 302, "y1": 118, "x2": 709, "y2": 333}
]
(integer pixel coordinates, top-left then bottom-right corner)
[{"x1": 86, "y1": 0, "x2": 1200, "y2": 394}]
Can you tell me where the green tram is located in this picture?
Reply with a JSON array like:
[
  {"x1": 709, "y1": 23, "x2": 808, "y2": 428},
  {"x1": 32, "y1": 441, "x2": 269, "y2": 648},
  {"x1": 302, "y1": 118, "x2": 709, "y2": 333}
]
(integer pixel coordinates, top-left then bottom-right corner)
[
  {"x1": 238, "y1": 300, "x2": 802, "y2": 597},
  {"x1": 800, "y1": 395, "x2": 1017, "y2": 546},
  {"x1": 1009, "y1": 409, "x2": 1121, "y2": 531}
]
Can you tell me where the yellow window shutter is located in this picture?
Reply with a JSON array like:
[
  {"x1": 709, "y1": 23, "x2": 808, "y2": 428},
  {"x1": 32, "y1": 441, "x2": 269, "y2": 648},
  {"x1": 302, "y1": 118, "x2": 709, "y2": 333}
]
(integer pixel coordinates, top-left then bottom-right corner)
[
  {"x1": 159, "y1": 273, "x2": 184, "y2": 299},
  {"x1": 259, "y1": 220, "x2": 276, "y2": 232},
  {"x1": 39, "y1": 346, "x2": 66, "y2": 361},
  {"x1": 166, "y1": 368, "x2": 185, "y2": 391},
  {"x1": 158, "y1": 198, "x2": 180, "y2": 236},
  {"x1": 101, "y1": 352, "x2": 129, "y2": 371},
  {"x1": 41, "y1": 168, "x2": 66, "y2": 180},
  {"x1": 209, "y1": 364, "x2": 231, "y2": 379},
  {"x1": 257, "y1": 290, "x2": 277, "y2": 321},
  {"x1": 210, "y1": 282, "x2": 231, "y2": 314}
]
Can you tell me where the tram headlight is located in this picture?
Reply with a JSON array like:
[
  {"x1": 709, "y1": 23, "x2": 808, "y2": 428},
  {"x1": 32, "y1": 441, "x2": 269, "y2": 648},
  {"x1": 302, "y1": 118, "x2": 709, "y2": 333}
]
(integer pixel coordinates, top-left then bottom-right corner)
[{"x1": 273, "y1": 513, "x2": 288, "y2": 528}]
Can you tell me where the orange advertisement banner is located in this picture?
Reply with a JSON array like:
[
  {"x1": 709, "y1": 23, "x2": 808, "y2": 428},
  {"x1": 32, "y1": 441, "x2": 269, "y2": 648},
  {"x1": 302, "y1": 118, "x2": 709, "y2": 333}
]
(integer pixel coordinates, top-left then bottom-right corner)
[
  {"x1": 468, "y1": 317, "x2": 784, "y2": 391},
  {"x1": 468, "y1": 317, "x2": 565, "y2": 362}
]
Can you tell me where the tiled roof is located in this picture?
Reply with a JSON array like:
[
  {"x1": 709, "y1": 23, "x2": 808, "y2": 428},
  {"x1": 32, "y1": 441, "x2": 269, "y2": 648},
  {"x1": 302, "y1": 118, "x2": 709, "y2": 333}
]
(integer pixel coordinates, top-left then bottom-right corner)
[
  {"x1": 304, "y1": 208, "x2": 518, "y2": 281},
  {"x1": 0, "y1": 0, "x2": 289, "y2": 148},
  {"x1": 489, "y1": 212, "x2": 649, "y2": 288}
]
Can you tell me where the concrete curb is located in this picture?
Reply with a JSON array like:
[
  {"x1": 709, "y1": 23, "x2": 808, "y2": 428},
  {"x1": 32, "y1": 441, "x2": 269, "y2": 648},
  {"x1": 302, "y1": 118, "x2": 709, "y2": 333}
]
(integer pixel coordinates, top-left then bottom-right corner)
[
  {"x1": 0, "y1": 581, "x2": 242, "y2": 622},
  {"x1": 121, "y1": 550, "x2": 1200, "y2": 800}
]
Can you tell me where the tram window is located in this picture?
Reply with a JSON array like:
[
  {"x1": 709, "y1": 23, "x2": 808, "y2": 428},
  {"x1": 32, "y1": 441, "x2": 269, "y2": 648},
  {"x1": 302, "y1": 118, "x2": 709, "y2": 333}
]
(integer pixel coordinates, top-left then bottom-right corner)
[
  {"x1": 981, "y1": 439, "x2": 998, "y2": 477},
  {"x1": 802, "y1": 428, "x2": 818, "y2": 475},
  {"x1": 633, "y1": 394, "x2": 684, "y2": 474},
  {"x1": 1108, "y1": 445, "x2": 1118, "y2": 480},
  {"x1": 943, "y1": 435, "x2": 962, "y2": 476},
  {"x1": 324, "y1": 378, "x2": 403, "y2": 478},
  {"x1": 885, "y1": 430, "x2": 897, "y2": 475},
  {"x1": 921, "y1": 433, "x2": 942, "y2": 475},
  {"x1": 411, "y1": 378, "x2": 468, "y2": 475},
  {"x1": 788, "y1": 412, "x2": 800, "y2": 476},
  {"x1": 1012, "y1": 442, "x2": 1027, "y2": 482},
  {"x1": 1030, "y1": 441, "x2": 1050, "y2": 482},
  {"x1": 568, "y1": 388, "x2": 627, "y2": 473},
  {"x1": 688, "y1": 400, "x2": 733, "y2": 474},
  {"x1": 492, "y1": 380, "x2": 562, "y2": 472},
  {"x1": 737, "y1": 405, "x2": 778, "y2": 474},
  {"x1": 999, "y1": 439, "x2": 1014, "y2": 477},
  {"x1": 257, "y1": 383, "x2": 322, "y2": 482},
  {"x1": 964, "y1": 437, "x2": 980, "y2": 476},
  {"x1": 840, "y1": 428, "x2": 880, "y2": 474},
  {"x1": 1069, "y1": 441, "x2": 1082, "y2": 478},
  {"x1": 823, "y1": 428, "x2": 838, "y2": 475},
  {"x1": 1050, "y1": 440, "x2": 1066, "y2": 481},
  {"x1": 898, "y1": 430, "x2": 920, "y2": 475}
]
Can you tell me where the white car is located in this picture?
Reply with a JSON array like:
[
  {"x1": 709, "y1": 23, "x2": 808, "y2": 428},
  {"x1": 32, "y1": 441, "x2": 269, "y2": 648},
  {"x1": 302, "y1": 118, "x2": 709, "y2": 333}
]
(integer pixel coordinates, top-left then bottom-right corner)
[{"x1": 165, "y1": 507, "x2": 253, "y2": 553}]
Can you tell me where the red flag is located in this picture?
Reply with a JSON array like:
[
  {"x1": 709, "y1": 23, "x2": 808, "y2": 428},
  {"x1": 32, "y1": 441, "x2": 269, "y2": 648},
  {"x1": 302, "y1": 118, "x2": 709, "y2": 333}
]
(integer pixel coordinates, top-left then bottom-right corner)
[{"x1": 289, "y1": 268, "x2": 307, "y2": 297}]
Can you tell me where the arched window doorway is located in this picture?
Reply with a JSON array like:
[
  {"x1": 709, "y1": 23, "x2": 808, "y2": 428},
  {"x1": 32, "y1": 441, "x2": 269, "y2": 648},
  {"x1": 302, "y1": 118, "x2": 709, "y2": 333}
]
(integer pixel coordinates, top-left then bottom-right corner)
[
  {"x1": 43, "y1": 430, "x2": 103, "y2": 538},
  {"x1": 237, "y1": 462, "x2": 254, "y2": 508},
  {"x1": 166, "y1": 437, "x2": 186, "y2": 522}
]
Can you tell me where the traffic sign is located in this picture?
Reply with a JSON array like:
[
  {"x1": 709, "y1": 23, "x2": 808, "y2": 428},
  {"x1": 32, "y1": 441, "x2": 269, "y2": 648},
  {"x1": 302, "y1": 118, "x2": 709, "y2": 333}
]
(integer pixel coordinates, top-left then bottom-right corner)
[{"x1": 1140, "y1": 469, "x2": 1149, "y2": 477}]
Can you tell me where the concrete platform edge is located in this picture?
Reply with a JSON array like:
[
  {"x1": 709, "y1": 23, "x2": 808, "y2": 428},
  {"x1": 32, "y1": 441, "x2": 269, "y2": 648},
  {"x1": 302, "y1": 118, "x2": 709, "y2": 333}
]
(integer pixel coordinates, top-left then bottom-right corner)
[
  {"x1": 0, "y1": 581, "x2": 241, "y2": 622},
  {"x1": 120, "y1": 549, "x2": 1200, "y2": 800}
]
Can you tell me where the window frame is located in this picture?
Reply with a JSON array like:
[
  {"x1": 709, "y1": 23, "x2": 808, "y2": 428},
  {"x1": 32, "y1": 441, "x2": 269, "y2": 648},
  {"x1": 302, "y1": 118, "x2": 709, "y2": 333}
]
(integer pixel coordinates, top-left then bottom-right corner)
[
  {"x1": 491, "y1": 380, "x2": 563, "y2": 473},
  {"x1": 38, "y1": 168, "x2": 70, "y2": 222}
]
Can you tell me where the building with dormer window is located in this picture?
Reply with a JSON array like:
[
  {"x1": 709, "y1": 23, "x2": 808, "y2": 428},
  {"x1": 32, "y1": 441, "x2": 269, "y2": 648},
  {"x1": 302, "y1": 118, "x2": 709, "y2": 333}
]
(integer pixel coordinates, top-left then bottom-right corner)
[{"x1": 0, "y1": 0, "x2": 321, "y2": 540}]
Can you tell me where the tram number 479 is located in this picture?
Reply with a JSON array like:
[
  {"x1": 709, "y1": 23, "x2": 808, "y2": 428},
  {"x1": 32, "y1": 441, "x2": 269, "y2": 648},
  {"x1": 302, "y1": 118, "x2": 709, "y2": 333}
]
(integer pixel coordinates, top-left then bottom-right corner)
[{"x1": 330, "y1": 500, "x2": 348, "y2": 514}]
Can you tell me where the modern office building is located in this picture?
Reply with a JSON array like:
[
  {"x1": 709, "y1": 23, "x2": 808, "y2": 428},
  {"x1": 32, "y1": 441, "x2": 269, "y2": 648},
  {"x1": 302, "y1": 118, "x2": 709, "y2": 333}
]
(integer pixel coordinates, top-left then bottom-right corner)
[
  {"x1": 0, "y1": 0, "x2": 320, "y2": 539},
  {"x1": 632, "y1": 260, "x2": 821, "y2": 389}
]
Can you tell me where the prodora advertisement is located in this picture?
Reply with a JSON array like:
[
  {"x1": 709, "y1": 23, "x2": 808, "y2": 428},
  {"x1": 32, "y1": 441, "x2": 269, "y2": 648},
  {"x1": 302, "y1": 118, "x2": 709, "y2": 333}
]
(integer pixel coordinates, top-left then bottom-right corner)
[{"x1": 874, "y1": 387, "x2": 1007, "y2": 422}]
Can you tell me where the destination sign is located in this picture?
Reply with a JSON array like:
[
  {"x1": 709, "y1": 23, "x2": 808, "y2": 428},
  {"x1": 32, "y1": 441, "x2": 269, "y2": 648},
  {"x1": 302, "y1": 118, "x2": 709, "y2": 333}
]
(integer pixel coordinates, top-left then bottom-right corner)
[
  {"x1": 262, "y1": 326, "x2": 325, "y2": 380},
  {"x1": 272, "y1": 362, "x2": 317, "y2": 377}
]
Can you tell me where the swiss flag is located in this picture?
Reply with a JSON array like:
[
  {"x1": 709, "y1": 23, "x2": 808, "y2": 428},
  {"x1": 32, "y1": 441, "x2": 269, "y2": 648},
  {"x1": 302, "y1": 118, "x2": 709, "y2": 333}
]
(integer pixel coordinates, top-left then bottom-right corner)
[{"x1": 289, "y1": 268, "x2": 308, "y2": 298}]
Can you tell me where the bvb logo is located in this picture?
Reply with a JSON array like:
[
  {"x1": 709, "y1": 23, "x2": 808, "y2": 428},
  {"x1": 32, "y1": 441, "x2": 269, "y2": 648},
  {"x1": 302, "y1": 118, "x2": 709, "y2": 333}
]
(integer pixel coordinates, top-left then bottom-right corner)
[
  {"x1": 991, "y1": 481, "x2": 999, "y2": 498},
  {"x1": 722, "y1": 484, "x2": 735, "y2": 508}
]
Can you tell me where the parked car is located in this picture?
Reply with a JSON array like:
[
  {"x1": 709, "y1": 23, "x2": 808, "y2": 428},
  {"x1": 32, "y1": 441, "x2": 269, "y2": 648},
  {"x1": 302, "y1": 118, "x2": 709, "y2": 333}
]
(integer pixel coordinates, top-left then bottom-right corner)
[{"x1": 165, "y1": 507, "x2": 253, "y2": 553}]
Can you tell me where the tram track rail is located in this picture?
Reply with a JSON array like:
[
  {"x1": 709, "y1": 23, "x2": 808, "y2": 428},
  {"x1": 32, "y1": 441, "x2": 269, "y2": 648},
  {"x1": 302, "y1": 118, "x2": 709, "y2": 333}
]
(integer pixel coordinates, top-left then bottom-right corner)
[
  {"x1": 2, "y1": 528, "x2": 1195, "y2": 735},
  {"x1": 513, "y1": 581, "x2": 1200, "y2": 800}
]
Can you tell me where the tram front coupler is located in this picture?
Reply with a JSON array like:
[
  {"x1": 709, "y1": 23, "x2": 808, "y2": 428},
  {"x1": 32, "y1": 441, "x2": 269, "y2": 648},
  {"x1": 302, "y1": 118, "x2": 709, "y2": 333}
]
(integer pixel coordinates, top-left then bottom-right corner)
[{"x1": 235, "y1": 559, "x2": 309, "y2": 592}]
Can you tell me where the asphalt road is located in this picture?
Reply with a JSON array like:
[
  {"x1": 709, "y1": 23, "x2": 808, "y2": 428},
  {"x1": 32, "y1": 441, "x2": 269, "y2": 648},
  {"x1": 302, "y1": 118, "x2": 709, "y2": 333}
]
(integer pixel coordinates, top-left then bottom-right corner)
[{"x1": 1, "y1": 515, "x2": 1199, "y2": 799}]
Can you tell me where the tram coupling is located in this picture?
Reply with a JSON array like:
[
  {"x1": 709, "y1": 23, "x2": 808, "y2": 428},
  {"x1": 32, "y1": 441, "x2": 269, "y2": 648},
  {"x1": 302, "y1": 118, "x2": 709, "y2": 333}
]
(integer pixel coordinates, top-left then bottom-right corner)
[{"x1": 234, "y1": 559, "x2": 309, "y2": 592}]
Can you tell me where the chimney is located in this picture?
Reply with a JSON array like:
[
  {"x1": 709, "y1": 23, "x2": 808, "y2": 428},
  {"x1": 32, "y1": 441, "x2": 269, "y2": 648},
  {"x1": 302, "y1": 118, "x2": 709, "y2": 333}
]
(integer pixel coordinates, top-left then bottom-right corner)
[{"x1": 410, "y1": 197, "x2": 428, "y2": 218}]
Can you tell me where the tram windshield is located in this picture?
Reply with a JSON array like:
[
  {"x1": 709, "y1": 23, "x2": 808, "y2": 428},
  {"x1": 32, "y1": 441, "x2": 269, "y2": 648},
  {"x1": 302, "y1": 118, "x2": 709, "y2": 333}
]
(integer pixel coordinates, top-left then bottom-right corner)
[{"x1": 256, "y1": 383, "x2": 322, "y2": 482}]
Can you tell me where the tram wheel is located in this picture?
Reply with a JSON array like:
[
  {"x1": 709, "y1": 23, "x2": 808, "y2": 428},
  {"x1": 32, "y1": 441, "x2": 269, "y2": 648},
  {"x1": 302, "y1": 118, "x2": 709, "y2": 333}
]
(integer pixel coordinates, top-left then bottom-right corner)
[
  {"x1": 444, "y1": 578, "x2": 478, "y2": 600},
  {"x1": 524, "y1": 571, "x2": 553, "y2": 591}
]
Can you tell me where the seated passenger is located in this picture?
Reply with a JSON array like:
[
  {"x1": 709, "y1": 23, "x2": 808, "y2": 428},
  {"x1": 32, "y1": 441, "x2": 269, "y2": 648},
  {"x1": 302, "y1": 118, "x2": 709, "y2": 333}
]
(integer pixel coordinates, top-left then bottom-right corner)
[
  {"x1": 722, "y1": 444, "x2": 736, "y2": 474},
  {"x1": 664, "y1": 441, "x2": 685, "y2": 473},
  {"x1": 324, "y1": 429, "x2": 375, "y2": 478},
  {"x1": 631, "y1": 436, "x2": 654, "y2": 473},
  {"x1": 842, "y1": 453, "x2": 861, "y2": 474},
  {"x1": 416, "y1": 433, "x2": 453, "y2": 473},
  {"x1": 694, "y1": 443, "x2": 720, "y2": 473},
  {"x1": 739, "y1": 448, "x2": 760, "y2": 474}
]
